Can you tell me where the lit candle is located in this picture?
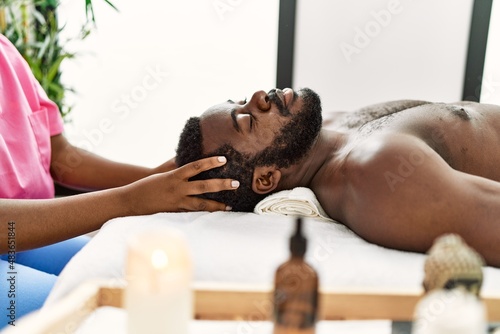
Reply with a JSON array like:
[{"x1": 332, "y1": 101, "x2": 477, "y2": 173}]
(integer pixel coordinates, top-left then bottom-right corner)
[{"x1": 125, "y1": 228, "x2": 192, "y2": 334}]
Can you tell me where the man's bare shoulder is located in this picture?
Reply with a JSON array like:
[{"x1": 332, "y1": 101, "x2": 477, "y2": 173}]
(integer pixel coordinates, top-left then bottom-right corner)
[
  {"x1": 343, "y1": 132, "x2": 436, "y2": 175},
  {"x1": 339, "y1": 133, "x2": 450, "y2": 217}
]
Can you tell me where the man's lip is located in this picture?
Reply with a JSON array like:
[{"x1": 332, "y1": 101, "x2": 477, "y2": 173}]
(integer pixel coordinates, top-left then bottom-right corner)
[
  {"x1": 283, "y1": 88, "x2": 294, "y2": 108},
  {"x1": 275, "y1": 89, "x2": 286, "y2": 108}
]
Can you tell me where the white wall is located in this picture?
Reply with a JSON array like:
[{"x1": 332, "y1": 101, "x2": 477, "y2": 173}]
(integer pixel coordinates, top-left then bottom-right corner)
[
  {"x1": 482, "y1": 0, "x2": 500, "y2": 104},
  {"x1": 58, "y1": 0, "x2": 279, "y2": 167},
  {"x1": 294, "y1": 0, "x2": 474, "y2": 112}
]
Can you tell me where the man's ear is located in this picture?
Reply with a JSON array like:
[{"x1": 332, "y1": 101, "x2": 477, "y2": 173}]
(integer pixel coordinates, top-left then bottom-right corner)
[{"x1": 252, "y1": 166, "x2": 282, "y2": 194}]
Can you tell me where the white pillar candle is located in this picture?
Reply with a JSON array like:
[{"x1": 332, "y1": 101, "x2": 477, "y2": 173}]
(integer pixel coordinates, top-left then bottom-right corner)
[{"x1": 125, "y1": 228, "x2": 192, "y2": 334}]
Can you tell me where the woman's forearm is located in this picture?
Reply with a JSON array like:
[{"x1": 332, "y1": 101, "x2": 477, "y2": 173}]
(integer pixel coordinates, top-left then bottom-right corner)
[
  {"x1": 50, "y1": 134, "x2": 154, "y2": 191},
  {"x1": 0, "y1": 187, "x2": 130, "y2": 253}
]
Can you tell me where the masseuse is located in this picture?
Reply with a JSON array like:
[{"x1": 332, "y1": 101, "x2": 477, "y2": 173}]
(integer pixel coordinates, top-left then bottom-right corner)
[{"x1": 0, "y1": 34, "x2": 239, "y2": 326}]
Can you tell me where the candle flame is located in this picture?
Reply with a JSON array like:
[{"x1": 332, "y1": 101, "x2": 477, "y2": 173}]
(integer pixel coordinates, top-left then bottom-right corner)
[{"x1": 151, "y1": 249, "x2": 169, "y2": 270}]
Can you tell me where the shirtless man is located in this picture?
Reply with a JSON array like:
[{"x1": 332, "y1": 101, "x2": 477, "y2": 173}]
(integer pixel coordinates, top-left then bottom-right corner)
[{"x1": 175, "y1": 88, "x2": 500, "y2": 267}]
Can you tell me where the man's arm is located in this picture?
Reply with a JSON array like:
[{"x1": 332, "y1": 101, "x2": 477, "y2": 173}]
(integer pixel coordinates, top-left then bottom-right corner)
[
  {"x1": 343, "y1": 134, "x2": 500, "y2": 267},
  {"x1": 0, "y1": 156, "x2": 239, "y2": 253},
  {"x1": 323, "y1": 100, "x2": 431, "y2": 131}
]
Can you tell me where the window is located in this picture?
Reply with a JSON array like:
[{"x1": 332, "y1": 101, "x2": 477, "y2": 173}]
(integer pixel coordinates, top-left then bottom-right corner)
[{"x1": 481, "y1": 0, "x2": 500, "y2": 104}]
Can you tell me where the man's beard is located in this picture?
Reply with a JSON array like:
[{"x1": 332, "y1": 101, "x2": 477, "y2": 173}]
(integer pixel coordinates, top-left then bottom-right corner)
[{"x1": 253, "y1": 87, "x2": 323, "y2": 168}]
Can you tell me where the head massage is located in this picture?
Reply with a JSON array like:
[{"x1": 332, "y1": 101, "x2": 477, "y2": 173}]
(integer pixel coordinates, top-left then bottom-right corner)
[{"x1": 176, "y1": 88, "x2": 323, "y2": 211}]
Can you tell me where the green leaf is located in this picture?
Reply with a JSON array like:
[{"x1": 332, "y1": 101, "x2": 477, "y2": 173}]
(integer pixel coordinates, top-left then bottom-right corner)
[
  {"x1": 36, "y1": 35, "x2": 51, "y2": 60},
  {"x1": 85, "y1": 0, "x2": 118, "y2": 23},
  {"x1": 102, "y1": 0, "x2": 118, "y2": 12},
  {"x1": 31, "y1": 9, "x2": 46, "y2": 25},
  {"x1": 85, "y1": 0, "x2": 95, "y2": 22},
  {"x1": 48, "y1": 81, "x2": 65, "y2": 96},
  {"x1": 46, "y1": 55, "x2": 69, "y2": 82},
  {"x1": 25, "y1": 57, "x2": 42, "y2": 77}
]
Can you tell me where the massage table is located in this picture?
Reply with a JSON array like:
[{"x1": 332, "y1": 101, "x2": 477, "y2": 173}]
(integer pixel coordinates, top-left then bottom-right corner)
[{"x1": 4, "y1": 189, "x2": 500, "y2": 333}]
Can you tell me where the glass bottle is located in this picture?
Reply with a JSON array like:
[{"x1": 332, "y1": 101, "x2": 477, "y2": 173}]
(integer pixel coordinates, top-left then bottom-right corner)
[{"x1": 273, "y1": 217, "x2": 319, "y2": 334}]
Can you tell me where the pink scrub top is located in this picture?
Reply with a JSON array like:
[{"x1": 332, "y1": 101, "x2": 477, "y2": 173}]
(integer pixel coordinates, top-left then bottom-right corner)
[{"x1": 0, "y1": 34, "x2": 64, "y2": 199}]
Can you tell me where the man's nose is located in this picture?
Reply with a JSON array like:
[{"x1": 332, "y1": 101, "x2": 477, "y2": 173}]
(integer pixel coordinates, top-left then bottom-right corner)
[{"x1": 249, "y1": 90, "x2": 271, "y2": 112}]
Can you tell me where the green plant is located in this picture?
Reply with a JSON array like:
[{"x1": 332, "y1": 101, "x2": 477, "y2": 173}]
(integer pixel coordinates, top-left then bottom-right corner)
[{"x1": 0, "y1": 0, "x2": 116, "y2": 120}]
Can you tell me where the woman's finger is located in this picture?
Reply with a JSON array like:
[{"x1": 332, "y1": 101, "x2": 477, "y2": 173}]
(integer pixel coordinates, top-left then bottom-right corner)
[
  {"x1": 182, "y1": 196, "x2": 232, "y2": 212},
  {"x1": 186, "y1": 178, "x2": 240, "y2": 196},
  {"x1": 176, "y1": 156, "x2": 228, "y2": 179}
]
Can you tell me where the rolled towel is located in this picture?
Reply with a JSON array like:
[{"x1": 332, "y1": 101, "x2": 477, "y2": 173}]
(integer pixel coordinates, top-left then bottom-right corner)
[{"x1": 254, "y1": 187, "x2": 335, "y2": 222}]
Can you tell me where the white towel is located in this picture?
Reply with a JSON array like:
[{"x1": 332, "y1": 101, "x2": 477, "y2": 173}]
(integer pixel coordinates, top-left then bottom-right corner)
[{"x1": 254, "y1": 187, "x2": 335, "y2": 222}]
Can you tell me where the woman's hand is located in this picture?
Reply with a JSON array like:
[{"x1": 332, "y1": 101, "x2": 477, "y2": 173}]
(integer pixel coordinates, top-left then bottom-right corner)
[
  {"x1": 152, "y1": 157, "x2": 178, "y2": 174},
  {"x1": 122, "y1": 156, "x2": 239, "y2": 214}
]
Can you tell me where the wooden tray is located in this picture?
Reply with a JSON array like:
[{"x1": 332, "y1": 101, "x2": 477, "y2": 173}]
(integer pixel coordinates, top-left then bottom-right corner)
[{"x1": 3, "y1": 280, "x2": 500, "y2": 334}]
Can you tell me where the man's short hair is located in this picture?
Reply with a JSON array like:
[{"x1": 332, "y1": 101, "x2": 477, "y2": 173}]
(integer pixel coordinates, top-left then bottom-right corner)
[
  {"x1": 176, "y1": 117, "x2": 262, "y2": 211},
  {"x1": 176, "y1": 88, "x2": 322, "y2": 212}
]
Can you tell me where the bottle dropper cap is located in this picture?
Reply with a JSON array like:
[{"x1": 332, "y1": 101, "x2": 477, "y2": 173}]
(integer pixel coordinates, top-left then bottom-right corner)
[{"x1": 290, "y1": 217, "x2": 307, "y2": 257}]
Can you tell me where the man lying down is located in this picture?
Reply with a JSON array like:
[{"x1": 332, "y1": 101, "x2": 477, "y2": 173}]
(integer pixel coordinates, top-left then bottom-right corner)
[{"x1": 175, "y1": 88, "x2": 500, "y2": 267}]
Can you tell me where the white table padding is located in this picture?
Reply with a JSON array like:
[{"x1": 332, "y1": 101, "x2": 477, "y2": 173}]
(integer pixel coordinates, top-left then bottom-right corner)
[
  {"x1": 74, "y1": 307, "x2": 393, "y2": 334},
  {"x1": 45, "y1": 211, "x2": 500, "y2": 306}
]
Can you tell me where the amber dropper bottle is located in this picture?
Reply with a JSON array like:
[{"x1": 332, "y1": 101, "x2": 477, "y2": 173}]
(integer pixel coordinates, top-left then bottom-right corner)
[{"x1": 273, "y1": 217, "x2": 319, "y2": 334}]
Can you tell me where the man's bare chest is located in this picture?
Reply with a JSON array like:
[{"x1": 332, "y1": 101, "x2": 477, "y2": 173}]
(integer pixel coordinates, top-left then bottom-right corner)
[{"x1": 349, "y1": 102, "x2": 500, "y2": 180}]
